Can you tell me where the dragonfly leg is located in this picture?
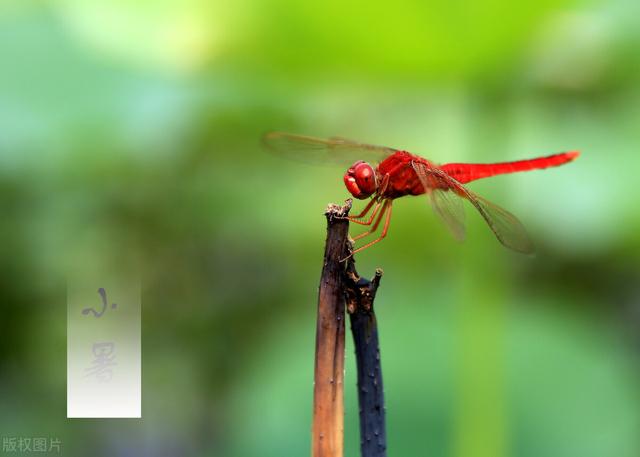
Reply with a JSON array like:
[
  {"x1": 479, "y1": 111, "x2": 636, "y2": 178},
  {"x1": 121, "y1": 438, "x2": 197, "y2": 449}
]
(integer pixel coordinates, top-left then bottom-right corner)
[
  {"x1": 352, "y1": 200, "x2": 389, "y2": 241},
  {"x1": 340, "y1": 201, "x2": 393, "y2": 261},
  {"x1": 377, "y1": 173, "x2": 390, "y2": 196},
  {"x1": 344, "y1": 197, "x2": 378, "y2": 222},
  {"x1": 349, "y1": 199, "x2": 382, "y2": 226},
  {"x1": 350, "y1": 201, "x2": 393, "y2": 257}
]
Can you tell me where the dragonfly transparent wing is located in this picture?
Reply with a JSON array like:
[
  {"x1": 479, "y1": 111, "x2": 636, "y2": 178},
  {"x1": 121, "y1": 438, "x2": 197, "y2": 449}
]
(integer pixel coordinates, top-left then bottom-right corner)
[
  {"x1": 468, "y1": 193, "x2": 534, "y2": 254},
  {"x1": 412, "y1": 162, "x2": 534, "y2": 253},
  {"x1": 412, "y1": 161, "x2": 466, "y2": 241},
  {"x1": 430, "y1": 188, "x2": 466, "y2": 241},
  {"x1": 262, "y1": 131, "x2": 398, "y2": 166}
]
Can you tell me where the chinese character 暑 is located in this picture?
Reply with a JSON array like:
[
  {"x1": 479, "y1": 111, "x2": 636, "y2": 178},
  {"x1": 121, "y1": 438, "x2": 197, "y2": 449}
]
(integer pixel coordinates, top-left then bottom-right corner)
[{"x1": 84, "y1": 342, "x2": 116, "y2": 382}]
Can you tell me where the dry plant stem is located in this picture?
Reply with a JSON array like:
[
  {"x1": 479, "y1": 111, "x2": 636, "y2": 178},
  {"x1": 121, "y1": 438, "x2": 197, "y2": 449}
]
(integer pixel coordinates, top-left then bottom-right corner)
[
  {"x1": 312, "y1": 200, "x2": 353, "y2": 457},
  {"x1": 345, "y1": 262, "x2": 387, "y2": 457}
]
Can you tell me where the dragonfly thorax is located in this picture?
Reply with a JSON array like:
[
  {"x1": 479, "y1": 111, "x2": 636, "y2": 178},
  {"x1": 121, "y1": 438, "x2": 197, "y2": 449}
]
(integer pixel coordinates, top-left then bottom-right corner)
[{"x1": 344, "y1": 161, "x2": 378, "y2": 199}]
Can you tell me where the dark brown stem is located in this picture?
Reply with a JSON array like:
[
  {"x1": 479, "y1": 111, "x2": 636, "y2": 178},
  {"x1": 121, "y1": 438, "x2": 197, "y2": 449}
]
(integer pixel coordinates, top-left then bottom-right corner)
[
  {"x1": 345, "y1": 262, "x2": 386, "y2": 457},
  {"x1": 312, "y1": 200, "x2": 352, "y2": 457}
]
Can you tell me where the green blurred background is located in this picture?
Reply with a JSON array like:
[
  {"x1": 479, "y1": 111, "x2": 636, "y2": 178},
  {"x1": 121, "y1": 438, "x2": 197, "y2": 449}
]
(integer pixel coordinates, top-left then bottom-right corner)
[{"x1": 1, "y1": 0, "x2": 639, "y2": 456}]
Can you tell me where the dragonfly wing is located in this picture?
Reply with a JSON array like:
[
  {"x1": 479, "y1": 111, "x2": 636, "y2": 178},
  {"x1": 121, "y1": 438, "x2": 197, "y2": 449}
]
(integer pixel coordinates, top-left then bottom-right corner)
[
  {"x1": 412, "y1": 161, "x2": 466, "y2": 241},
  {"x1": 262, "y1": 131, "x2": 397, "y2": 166},
  {"x1": 413, "y1": 163, "x2": 534, "y2": 253},
  {"x1": 430, "y1": 189, "x2": 466, "y2": 241},
  {"x1": 467, "y1": 193, "x2": 535, "y2": 254}
]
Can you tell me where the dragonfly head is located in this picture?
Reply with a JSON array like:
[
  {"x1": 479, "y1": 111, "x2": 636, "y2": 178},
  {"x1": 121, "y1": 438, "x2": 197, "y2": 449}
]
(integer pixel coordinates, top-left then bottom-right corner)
[{"x1": 344, "y1": 161, "x2": 377, "y2": 199}]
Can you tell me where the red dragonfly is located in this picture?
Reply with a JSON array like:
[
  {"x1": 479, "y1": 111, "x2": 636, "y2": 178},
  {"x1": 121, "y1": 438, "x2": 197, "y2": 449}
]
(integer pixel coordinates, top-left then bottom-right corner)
[{"x1": 264, "y1": 132, "x2": 579, "y2": 256}]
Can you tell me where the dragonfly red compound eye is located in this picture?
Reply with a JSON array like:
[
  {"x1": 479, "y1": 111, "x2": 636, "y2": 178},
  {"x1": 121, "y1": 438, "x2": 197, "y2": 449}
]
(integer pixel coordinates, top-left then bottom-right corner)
[{"x1": 344, "y1": 161, "x2": 377, "y2": 199}]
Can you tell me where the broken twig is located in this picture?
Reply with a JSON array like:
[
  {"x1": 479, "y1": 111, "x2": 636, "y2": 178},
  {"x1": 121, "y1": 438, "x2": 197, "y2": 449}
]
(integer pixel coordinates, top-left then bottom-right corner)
[
  {"x1": 312, "y1": 200, "x2": 352, "y2": 457},
  {"x1": 345, "y1": 262, "x2": 386, "y2": 457}
]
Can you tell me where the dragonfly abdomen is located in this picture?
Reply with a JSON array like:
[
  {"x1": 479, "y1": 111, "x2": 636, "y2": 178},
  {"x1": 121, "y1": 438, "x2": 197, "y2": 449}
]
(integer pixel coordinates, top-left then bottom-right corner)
[{"x1": 440, "y1": 151, "x2": 579, "y2": 184}]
